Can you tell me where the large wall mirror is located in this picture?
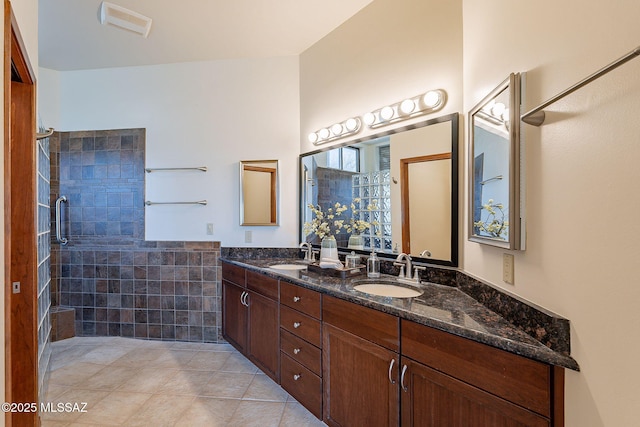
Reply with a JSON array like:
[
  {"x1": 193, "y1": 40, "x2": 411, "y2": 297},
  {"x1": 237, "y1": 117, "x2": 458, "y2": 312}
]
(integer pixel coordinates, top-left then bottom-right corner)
[
  {"x1": 299, "y1": 113, "x2": 459, "y2": 267},
  {"x1": 468, "y1": 73, "x2": 524, "y2": 249},
  {"x1": 240, "y1": 160, "x2": 279, "y2": 226}
]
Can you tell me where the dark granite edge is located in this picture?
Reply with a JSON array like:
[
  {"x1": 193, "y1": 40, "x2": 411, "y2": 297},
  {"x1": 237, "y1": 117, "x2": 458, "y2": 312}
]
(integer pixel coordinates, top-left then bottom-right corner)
[
  {"x1": 220, "y1": 256, "x2": 580, "y2": 371},
  {"x1": 456, "y1": 271, "x2": 571, "y2": 356}
]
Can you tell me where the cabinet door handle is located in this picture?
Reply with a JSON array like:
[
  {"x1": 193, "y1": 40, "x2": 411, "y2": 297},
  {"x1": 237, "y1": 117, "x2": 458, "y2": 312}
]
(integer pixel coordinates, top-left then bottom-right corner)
[
  {"x1": 293, "y1": 296, "x2": 301, "y2": 303},
  {"x1": 241, "y1": 291, "x2": 249, "y2": 307},
  {"x1": 293, "y1": 322, "x2": 301, "y2": 329},
  {"x1": 293, "y1": 348, "x2": 301, "y2": 355},
  {"x1": 388, "y1": 358, "x2": 396, "y2": 384},
  {"x1": 293, "y1": 374, "x2": 301, "y2": 381},
  {"x1": 400, "y1": 364, "x2": 408, "y2": 392}
]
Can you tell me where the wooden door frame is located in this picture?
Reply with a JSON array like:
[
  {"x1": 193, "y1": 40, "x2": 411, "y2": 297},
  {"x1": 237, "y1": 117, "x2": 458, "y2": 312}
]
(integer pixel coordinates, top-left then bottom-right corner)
[
  {"x1": 399, "y1": 152, "x2": 451, "y2": 254},
  {"x1": 4, "y1": 1, "x2": 39, "y2": 425}
]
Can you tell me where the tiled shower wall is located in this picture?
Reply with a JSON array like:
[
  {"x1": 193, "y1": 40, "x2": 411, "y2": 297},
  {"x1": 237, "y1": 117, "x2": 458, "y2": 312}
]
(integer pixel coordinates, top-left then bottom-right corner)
[{"x1": 51, "y1": 129, "x2": 222, "y2": 342}]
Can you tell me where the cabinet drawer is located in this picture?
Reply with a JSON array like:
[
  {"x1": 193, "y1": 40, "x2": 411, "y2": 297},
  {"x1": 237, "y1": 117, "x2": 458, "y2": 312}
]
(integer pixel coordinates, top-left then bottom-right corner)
[
  {"x1": 246, "y1": 270, "x2": 279, "y2": 301},
  {"x1": 323, "y1": 295, "x2": 399, "y2": 352},
  {"x1": 281, "y1": 329, "x2": 322, "y2": 376},
  {"x1": 280, "y1": 305, "x2": 322, "y2": 348},
  {"x1": 280, "y1": 282, "x2": 321, "y2": 319},
  {"x1": 221, "y1": 262, "x2": 245, "y2": 287},
  {"x1": 281, "y1": 353, "x2": 322, "y2": 419},
  {"x1": 401, "y1": 319, "x2": 552, "y2": 418}
]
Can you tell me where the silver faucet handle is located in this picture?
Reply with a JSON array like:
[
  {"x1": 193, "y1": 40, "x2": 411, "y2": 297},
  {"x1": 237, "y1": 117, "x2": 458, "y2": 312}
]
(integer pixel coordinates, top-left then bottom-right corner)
[
  {"x1": 393, "y1": 262, "x2": 406, "y2": 278},
  {"x1": 311, "y1": 250, "x2": 319, "y2": 262},
  {"x1": 413, "y1": 266, "x2": 426, "y2": 283}
]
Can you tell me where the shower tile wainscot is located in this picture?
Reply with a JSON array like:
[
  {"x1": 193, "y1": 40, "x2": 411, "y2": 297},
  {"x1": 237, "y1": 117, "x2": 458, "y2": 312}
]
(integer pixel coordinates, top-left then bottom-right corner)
[{"x1": 57, "y1": 241, "x2": 222, "y2": 342}]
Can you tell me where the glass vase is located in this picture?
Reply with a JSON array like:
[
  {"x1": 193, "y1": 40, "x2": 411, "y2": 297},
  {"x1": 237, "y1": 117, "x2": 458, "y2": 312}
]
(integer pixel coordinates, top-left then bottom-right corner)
[
  {"x1": 348, "y1": 233, "x2": 364, "y2": 250},
  {"x1": 320, "y1": 236, "x2": 339, "y2": 262}
]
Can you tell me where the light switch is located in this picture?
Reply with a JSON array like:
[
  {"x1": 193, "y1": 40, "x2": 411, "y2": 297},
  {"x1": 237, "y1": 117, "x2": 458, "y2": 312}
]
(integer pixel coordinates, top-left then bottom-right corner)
[
  {"x1": 206, "y1": 223, "x2": 214, "y2": 235},
  {"x1": 503, "y1": 253, "x2": 514, "y2": 284},
  {"x1": 245, "y1": 230, "x2": 252, "y2": 243}
]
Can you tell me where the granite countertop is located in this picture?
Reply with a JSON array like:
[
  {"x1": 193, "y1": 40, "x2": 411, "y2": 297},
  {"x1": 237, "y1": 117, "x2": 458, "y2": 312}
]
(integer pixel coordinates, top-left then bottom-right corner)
[{"x1": 221, "y1": 256, "x2": 579, "y2": 371}]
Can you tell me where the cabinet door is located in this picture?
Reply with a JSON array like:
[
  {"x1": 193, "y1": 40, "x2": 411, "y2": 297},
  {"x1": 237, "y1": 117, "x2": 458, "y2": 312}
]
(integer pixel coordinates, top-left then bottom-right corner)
[
  {"x1": 323, "y1": 324, "x2": 399, "y2": 427},
  {"x1": 222, "y1": 280, "x2": 247, "y2": 353},
  {"x1": 247, "y1": 291, "x2": 280, "y2": 381},
  {"x1": 400, "y1": 358, "x2": 550, "y2": 427}
]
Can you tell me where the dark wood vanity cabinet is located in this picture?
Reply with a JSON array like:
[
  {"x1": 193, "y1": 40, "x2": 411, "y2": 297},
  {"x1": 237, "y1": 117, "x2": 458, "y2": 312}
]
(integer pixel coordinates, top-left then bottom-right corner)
[
  {"x1": 222, "y1": 263, "x2": 280, "y2": 381},
  {"x1": 279, "y1": 281, "x2": 323, "y2": 418},
  {"x1": 322, "y1": 295, "x2": 400, "y2": 427},
  {"x1": 222, "y1": 262, "x2": 565, "y2": 426},
  {"x1": 400, "y1": 319, "x2": 562, "y2": 427}
]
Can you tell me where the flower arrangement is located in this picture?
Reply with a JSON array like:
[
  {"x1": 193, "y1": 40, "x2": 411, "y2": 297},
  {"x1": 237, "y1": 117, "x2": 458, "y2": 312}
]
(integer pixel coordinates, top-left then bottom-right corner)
[
  {"x1": 303, "y1": 198, "x2": 377, "y2": 239},
  {"x1": 474, "y1": 199, "x2": 509, "y2": 239}
]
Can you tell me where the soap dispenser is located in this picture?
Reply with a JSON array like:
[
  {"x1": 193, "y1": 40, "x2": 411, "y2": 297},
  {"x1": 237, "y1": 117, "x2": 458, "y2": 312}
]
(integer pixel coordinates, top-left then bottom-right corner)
[{"x1": 367, "y1": 251, "x2": 380, "y2": 278}]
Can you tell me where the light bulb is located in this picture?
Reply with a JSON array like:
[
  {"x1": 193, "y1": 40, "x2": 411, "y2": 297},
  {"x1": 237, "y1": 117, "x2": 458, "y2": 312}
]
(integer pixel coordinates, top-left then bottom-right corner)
[
  {"x1": 380, "y1": 106, "x2": 394, "y2": 121},
  {"x1": 491, "y1": 102, "x2": 506, "y2": 117},
  {"x1": 363, "y1": 112, "x2": 376, "y2": 126},
  {"x1": 318, "y1": 128, "x2": 330, "y2": 140},
  {"x1": 423, "y1": 91, "x2": 441, "y2": 108},
  {"x1": 400, "y1": 99, "x2": 416, "y2": 115},
  {"x1": 345, "y1": 118, "x2": 359, "y2": 131},
  {"x1": 331, "y1": 123, "x2": 343, "y2": 136},
  {"x1": 308, "y1": 132, "x2": 318, "y2": 143}
]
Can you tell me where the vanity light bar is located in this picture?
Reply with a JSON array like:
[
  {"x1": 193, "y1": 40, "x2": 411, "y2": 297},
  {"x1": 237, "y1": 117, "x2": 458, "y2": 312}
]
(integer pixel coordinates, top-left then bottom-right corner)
[
  {"x1": 309, "y1": 117, "x2": 362, "y2": 145},
  {"x1": 363, "y1": 89, "x2": 447, "y2": 128}
]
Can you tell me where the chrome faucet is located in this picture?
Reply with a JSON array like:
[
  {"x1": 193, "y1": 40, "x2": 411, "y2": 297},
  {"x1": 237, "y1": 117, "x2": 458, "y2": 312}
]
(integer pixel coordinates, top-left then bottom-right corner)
[
  {"x1": 394, "y1": 252, "x2": 424, "y2": 284},
  {"x1": 394, "y1": 253, "x2": 413, "y2": 280},
  {"x1": 299, "y1": 242, "x2": 313, "y2": 262}
]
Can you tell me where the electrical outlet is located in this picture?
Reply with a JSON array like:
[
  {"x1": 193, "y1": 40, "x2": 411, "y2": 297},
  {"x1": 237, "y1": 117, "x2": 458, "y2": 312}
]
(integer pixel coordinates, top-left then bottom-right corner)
[
  {"x1": 206, "y1": 223, "x2": 214, "y2": 235},
  {"x1": 503, "y1": 253, "x2": 514, "y2": 284},
  {"x1": 245, "y1": 230, "x2": 252, "y2": 243}
]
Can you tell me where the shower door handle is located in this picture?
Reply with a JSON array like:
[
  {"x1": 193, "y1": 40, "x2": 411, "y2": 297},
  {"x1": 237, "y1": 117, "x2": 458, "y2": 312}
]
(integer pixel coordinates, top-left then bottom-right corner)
[{"x1": 55, "y1": 195, "x2": 68, "y2": 245}]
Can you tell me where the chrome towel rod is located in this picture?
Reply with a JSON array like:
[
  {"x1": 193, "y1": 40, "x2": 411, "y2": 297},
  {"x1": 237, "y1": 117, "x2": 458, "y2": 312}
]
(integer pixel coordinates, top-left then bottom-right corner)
[
  {"x1": 145, "y1": 200, "x2": 207, "y2": 206},
  {"x1": 36, "y1": 128, "x2": 55, "y2": 140},
  {"x1": 480, "y1": 175, "x2": 503, "y2": 185},
  {"x1": 522, "y1": 45, "x2": 640, "y2": 126},
  {"x1": 145, "y1": 166, "x2": 207, "y2": 173}
]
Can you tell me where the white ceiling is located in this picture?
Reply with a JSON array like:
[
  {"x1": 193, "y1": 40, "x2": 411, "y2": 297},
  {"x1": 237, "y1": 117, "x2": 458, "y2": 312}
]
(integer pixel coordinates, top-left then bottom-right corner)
[{"x1": 39, "y1": 0, "x2": 373, "y2": 71}]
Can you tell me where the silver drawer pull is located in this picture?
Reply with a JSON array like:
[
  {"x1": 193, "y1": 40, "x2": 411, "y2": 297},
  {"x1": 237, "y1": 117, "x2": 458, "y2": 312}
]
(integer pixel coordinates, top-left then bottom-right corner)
[
  {"x1": 293, "y1": 322, "x2": 301, "y2": 329},
  {"x1": 293, "y1": 296, "x2": 301, "y2": 302},
  {"x1": 293, "y1": 374, "x2": 301, "y2": 381},
  {"x1": 293, "y1": 348, "x2": 301, "y2": 355}
]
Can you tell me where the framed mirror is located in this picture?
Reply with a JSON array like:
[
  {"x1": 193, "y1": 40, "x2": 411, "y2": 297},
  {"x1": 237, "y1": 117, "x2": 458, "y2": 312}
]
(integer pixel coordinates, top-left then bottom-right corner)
[
  {"x1": 468, "y1": 73, "x2": 523, "y2": 249},
  {"x1": 299, "y1": 113, "x2": 459, "y2": 267},
  {"x1": 240, "y1": 160, "x2": 279, "y2": 226}
]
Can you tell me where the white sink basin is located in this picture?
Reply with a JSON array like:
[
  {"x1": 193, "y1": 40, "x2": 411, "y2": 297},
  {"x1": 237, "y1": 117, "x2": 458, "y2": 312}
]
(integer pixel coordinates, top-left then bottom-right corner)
[
  {"x1": 268, "y1": 264, "x2": 308, "y2": 271},
  {"x1": 353, "y1": 283, "x2": 423, "y2": 298}
]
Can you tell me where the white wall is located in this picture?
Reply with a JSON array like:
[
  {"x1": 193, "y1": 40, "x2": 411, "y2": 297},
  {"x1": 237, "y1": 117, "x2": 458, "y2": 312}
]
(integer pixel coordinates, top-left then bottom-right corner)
[
  {"x1": 463, "y1": 1, "x2": 640, "y2": 425},
  {"x1": 299, "y1": 0, "x2": 463, "y2": 154},
  {"x1": 39, "y1": 57, "x2": 300, "y2": 247}
]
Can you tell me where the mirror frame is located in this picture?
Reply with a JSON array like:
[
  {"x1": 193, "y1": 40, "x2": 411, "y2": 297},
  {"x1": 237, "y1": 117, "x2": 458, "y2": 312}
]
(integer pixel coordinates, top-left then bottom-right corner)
[
  {"x1": 468, "y1": 73, "x2": 523, "y2": 249},
  {"x1": 299, "y1": 112, "x2": 459, "y2": 267},
  {"x1": 240, "y1": 160, "x2": 279, "y2": 226}
]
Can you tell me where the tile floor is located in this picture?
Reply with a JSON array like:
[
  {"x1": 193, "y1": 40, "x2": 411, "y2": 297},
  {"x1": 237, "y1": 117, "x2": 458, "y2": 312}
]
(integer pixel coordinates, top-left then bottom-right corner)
[{"x1": 42, "y1": 336, "x2": 326, "y2": 426}]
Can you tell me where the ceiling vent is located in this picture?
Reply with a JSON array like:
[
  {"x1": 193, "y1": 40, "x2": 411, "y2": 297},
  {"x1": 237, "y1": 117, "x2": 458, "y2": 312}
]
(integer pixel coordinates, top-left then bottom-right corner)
[{"x1": 99, "y1": 2, "x2": 152, "y2": 38}]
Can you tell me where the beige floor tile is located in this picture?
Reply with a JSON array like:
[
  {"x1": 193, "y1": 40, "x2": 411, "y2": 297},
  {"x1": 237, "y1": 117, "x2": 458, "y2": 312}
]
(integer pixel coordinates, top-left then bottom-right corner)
[
  {"x1": 77, "y1": 345, "x2": 133, "y2": 365},
  {"x1": 41, "y1": 388, "x2": 110, "y2": 424},
  {"x1": 157, "y1": 369, "x2": 215, "y2": 396},
  {"x1": 243, "y1": 374, "x2": 289, "y2": 402},
  {"x1": 122, "y1": 393, "x2": 194, "y2": 426},
  {"x1": 185, "y1": 350, "x2": 232, "y2": 370},
  {"x1": 144, "y1": 349, "x2": 198, "y2": 368},
  {"x1": 49, "y1": 346, "x2": 97, "y2": 371},
  {"x1": 39, "y1": 420, "x2": 70, "y2": 427},
  {"x1": 116, "y1": 367, "x2": 179, "y2": 393},
  {"x1": 200, "y1": 371, "x2": 255, "y2": 399},
  {"x1": 174, "y1": 397, "x2": 241, "y2": 427},
  {"x1": 226, "y1": 400, "x2": 286, "y2": 427},
  {"x1": 280, "y1": 401, "x2": 326, "y2": 426},
  {"x1": 72, "y1": 391, "x2": 152, "y2": 425},
  {"x1": 48, "y1": 362, "x2": 106, "y2": 387},
  {"x1": 109, "y1": 347, "x2": 172, "y2": 367},
  {"x1": 44, "y1": 383, "x2": 70, "y2": 402},
  {"x1": 81, "y1": 365, "x2": 141, "y2": 391},
  {"x1": 219, "y1": 351, "x2": 259, "y2": 374}
]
